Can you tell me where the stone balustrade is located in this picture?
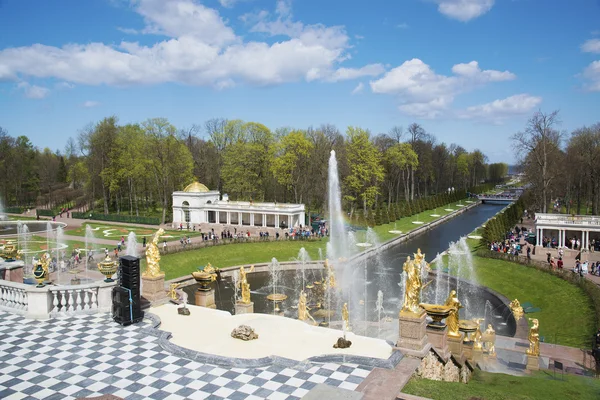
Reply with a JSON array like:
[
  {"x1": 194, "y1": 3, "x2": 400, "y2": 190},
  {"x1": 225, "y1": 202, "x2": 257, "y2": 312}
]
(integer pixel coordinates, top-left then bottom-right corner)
[{"x1": 0, "y1": 279, "x2": 116, "y2": 320}]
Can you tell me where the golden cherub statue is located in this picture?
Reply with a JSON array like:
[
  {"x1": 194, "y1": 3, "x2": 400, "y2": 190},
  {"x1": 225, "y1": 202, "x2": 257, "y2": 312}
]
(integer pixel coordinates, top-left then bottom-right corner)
[
  {"x1": 342, "y1": 302, "x2": 350, "y2": 331},
  {"x1": 401, "y1": 254, "x2": 424, "y2": 315},
  {"x1": 298, "y1": 290, "x2": 316, "y2": 324},
  {"x1": 168, "y1": 283, "x2": 180, "y2": 300},
  {"x1": 324, "y1": 259, "x2": 336, "y2": 289},
  {"x1": 39, "y1": 252, "x2": 51, "y2": 278},
  {"x1": 483, "y1": 324, "x2": 496, "y2": 355},
  {"x1": 238, "y1": 265, "x2": 255, "y2": 304},
  {"x1": 509, "y1": 299, "x2": 524, "y2": 320},
  {"x1": 144, "y1": 228, "x2": 164, "y2": 277},
  {"x1": 473, "y1": 318, "x2": 484, "y2": 350},
  {"x1": 444, "y1": 290, "x2": 463, "y2": 337},
  {"x1": 526, "y1": 318, "x2": 540, "y2": 356}
]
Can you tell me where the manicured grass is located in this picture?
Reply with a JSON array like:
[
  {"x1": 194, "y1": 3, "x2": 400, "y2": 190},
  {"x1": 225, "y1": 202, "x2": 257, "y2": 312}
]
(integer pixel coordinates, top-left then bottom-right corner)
[
  {"x1": 403, "y1": 369, "x2": 600, "y2": 400},
  {"x1": 436, "y1": 251, "x2": 596, "y2": 348},
  {"x1": 64, "y1": 222, "x2": 202, "y2": 240},
  {"x1": 154, "y1": 239, "x2": 328, "y2": 280}
]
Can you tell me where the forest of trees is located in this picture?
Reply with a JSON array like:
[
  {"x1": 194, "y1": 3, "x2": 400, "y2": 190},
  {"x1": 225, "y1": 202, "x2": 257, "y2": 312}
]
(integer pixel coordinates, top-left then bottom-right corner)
[
  {"x1": 513, "y1": 110, "x2": 600, "y2": 215},
  {"x1": 1, "y1": 118, "x2": 504, "y2": 224}
]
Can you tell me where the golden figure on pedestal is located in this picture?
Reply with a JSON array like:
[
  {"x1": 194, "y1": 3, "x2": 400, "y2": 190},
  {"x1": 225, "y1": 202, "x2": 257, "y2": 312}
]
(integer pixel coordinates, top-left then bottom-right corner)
[
  {"x1": 39, "y1": 252, "x2": 51, "y2": 278},
  {"x1": 342, "y1": 302, "x2": 350, "y2": 331},
  {"x1": 509, "y1": 299, "x2": 524, "y2": 320},
  {"x1": 238, "y1": 265, "x2": 255, "y2": 304},
  {"x1": 484, "y1": 324, "x2": 496, "y2": 355},
  {"x1": 169, "y1": 283, "x2": 180, "y2": 300},
  {"x1": 298, "y1": 290, "x2": 316, "y2": 324},
  {"x1": 526, "y1": 318, "x2": 540, "y2": 356},
  {"x1": 401, "y1": 252, "x2": 425, "y2": 315},
  {"x1": 324, "y1": 259, "x2": 336, "y2": 289},
  {"x1": 144, "y1": 228, "x2": 164, "y2": 277},
  {"x1": 445, "y1": 290, "x2": 463, "y2": 337},
  {"x1": 472, "y1": 318, "x2": 484, "y2": 350}
]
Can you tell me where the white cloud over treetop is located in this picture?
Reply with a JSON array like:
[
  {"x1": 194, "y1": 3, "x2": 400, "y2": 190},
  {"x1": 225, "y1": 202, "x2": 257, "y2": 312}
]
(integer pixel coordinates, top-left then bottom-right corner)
[
  {"x1": 0, "y1": 0, "x2": 381, "y2": 89},
  {"x1": 431, "y1": 0, "x2": 495, "y2": 22},
  {"x1": 581, "y1": 61, "x2": 600, "y2": 92},
  {"x1": 459, "y1": 94, "x2": 542, "y2": 123},
  {"x1": 369, "y1": 58, "x2": 516, "y2": 118},
  {"x1": 581, "y1": 39, "x2": 600, "y2": 54}
]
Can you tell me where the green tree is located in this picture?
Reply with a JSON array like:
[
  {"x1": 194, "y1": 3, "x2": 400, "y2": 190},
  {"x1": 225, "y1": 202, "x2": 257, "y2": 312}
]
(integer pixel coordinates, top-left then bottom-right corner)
[{"x1": 270, "y1": 130, "x2": 313, "y2": 203}]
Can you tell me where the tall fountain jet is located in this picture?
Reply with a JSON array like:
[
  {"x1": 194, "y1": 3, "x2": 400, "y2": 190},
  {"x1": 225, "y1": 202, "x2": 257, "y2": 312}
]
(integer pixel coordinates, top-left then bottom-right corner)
[{"x1": 327, "y1": 150, "x2": 348, "y2": 261}]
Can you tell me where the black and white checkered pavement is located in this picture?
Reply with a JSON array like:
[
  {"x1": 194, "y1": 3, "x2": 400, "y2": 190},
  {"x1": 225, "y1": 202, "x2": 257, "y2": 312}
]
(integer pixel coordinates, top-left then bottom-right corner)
[{"x1": 0, "y1": 312, "x2": 372, "y2": 399}]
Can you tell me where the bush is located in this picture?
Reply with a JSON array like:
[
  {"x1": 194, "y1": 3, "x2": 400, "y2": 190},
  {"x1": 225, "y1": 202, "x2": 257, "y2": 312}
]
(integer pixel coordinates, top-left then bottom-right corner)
[
  {"x1": 36, "y1": 209, "x2": 57, "y2": 217},
  {"x1": 71, "y1": 212, "x2": 161, "y2": 225},
  {"x1": 4, "y1": 207, "x2": 23, "y2": 214}
]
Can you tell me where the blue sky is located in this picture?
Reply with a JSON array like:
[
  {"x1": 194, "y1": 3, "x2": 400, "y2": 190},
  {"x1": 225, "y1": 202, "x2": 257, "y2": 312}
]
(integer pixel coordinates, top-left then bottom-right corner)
[{"x1": 0, "y1": 0, "x2": 599, "y2": 163}]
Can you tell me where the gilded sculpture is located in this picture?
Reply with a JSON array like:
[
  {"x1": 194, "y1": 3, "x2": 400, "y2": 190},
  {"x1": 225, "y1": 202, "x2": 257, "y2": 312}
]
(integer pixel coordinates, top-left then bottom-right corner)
[
  {"x1": 444, "y1": 290, "x2": 463, "y2": 337},
  {"x1": 38, "y1": 252, "x2": 51, "y2": 278},
  {"x1": 401, "y1": 252, "x2": 425, "y2": 315},
  {"x1": 473, "y1": 318, "x2": 484, "y2": 350},
  {"x1": 342, "y1": 302, "x2": 350, "y2": 331},
  {"x1": 168, "y1": 283, "x2": 180, "y2": 300},
  {"x1": 324, "y1": 259, "x2": 336, "y2": 289},
  {"x1": 144, "y1": 228, "x2": 164, "y2": 277},
  {"x1": 298, "y1": 290, "x2": 316, "y2": 324},
  {"x1": 238, "y1": 265, "x2": 255, "y2": 304},
  {"x1": 526, "y1": 318, "x2": 540, "y2": 356},
  {"x1": 483, "y1": 324, "x2": 496, "y2": 355},
  {"x1": 509, "y1": 298, "x2": 524, "y2": 320}
]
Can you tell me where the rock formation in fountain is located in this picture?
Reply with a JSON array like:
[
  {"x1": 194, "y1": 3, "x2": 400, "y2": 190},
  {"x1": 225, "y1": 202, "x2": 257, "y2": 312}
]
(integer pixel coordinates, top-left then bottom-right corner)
[{"x1": 231, "y1": 325, "x2": 259, "y2": 341}]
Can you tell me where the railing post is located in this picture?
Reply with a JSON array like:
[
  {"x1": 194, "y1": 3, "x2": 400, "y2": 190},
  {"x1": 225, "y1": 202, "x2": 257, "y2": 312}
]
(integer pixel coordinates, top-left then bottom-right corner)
[
  {"x1": 25, "y1": 286, "x2": 53, "y2": 320},
  {"x1": 97, "y1": 281, "x2": 117, "y2": 312}
]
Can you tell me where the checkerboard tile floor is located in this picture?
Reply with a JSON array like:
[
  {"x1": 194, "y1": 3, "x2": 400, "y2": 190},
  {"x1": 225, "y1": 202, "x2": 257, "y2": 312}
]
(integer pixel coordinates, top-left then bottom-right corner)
[{"x1": 0, "y1": 312, "x2": 372, "y2": 399}]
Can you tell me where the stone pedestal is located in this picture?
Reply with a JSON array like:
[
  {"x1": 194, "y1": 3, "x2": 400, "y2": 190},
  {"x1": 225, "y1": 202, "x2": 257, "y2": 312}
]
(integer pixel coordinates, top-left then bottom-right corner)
[
  {"x1": 235, "y1": 301, "x2": 254, "y2": 314},
  {"x1": 0, "y1": 260, "x2": 24, "y2": 283},
  {"x1": 447, "y1": 333, "x2": 465, "y2": 357},
  {"x1": 426, "y1": 326, "x2": 451, "y2": 361},
  {"x1": 141, "y1": 274, "x2": 167, "y2": 303},
  {"x1": 397, "y1": 311, "x2": 429, "y2": 356},
  {"x1": 526, "y1": 354, "x2": 540, "y2": 371},
  {"x1": 195, "y1": 289, "x2": 216, "y2": 309},
  {"x1": 462, "y1": 341, "x2": 474, "y2": 360},
  {"x1": 472, "y1": 347, "x2": 484, "y2": 363}
]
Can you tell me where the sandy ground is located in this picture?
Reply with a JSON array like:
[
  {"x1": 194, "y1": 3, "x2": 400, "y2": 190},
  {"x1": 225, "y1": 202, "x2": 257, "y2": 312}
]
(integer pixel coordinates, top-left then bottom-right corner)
[{"x1": 151, "y1": 303, "x2": 393, "y2": 361}]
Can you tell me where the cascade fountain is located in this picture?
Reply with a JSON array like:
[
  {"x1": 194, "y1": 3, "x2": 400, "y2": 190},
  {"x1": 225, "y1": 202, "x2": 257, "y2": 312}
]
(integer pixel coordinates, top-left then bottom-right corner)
[
  {"x1": 267, "y1": 257, "x2": 286, "y2": 313},
  {"x1": 126, "y1": 232, "x2": 138, "y2": 257},
  {"x1": 85, "y1": 225, "x2": 96, "y2": 281},
  {"x1": 294, "y1": 247, "x2": 311, "y2": 293},
  {"x1": 56, "y1": 226, "x2": 65, "y2": 284},
  {"x1": 375, "y1": 290, "x2": 385, "y2": 337},
  {"x1": 389, "y1": 221, "x2": 402, "y2": 234},
  {"x1": 19, "y1": 224, "x2": 30, "y2": 274},
  {"x1": 45, "y1": 222, "x2": 52, "y2": 261},
  {"x1": 327, "y1": 150, "x2": 348, "y2": 261}
]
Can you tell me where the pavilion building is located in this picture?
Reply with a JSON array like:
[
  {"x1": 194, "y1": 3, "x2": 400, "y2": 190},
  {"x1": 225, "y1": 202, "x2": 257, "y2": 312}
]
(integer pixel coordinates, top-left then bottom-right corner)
[
  {"x1": 534, "y1": 213, "x2": 600, "y2": 249},
  {"x1": 172, "y1": 181, "x2": 306, "y2": 229}
]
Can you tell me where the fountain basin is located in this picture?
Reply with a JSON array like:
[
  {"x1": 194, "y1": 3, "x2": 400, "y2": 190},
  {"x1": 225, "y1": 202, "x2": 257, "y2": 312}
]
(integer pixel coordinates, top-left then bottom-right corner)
[
  {"x1": 467, "y1": 235, "x2": 483, "y2": 240},
  {"x1": 419, "y1": 303, "x2": 453, "y2": 329},
  {"x1": 388, "y1": 230, "x2": 402, "y2": 234},
  {"x1": 412, "y1": 221, "x2": 425, "y2": 225},
  {"x1": 356, "y1": 242, "x2": 373, "y2": 247},
  {"x1": 444, "y1": 209, "x2": 454, "y2": 212},
  {"x1": 430, "y1": 214, "x2": 440, "y2": 217},
  {"x1": 150, "y1": 303, "x2": 393, "y2": 361}
]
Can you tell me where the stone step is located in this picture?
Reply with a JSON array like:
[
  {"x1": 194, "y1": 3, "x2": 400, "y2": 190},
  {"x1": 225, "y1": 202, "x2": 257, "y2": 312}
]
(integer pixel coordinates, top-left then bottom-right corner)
[{"x1": 356, "y1": 356, "x2": 421, "y2": 400}]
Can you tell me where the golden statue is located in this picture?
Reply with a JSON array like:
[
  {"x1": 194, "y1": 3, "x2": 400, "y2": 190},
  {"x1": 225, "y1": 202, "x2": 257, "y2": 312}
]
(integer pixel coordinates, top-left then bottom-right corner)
[
  {"x1": 39, "y1": 252, "x2": 51, "y2": 278},
  {"x1": 483, "y1": 324, "x2": 496, "y2": 355},
  {"x1": 298, "y1": 290, "x2": 316, "y2": 324},
  {"x1": 509, "y1": 299, "x2": 524, "y2": 320},
  {"x1": 342, "y1": 302, "x2": 350, "y2": 331},
  {"x1": 238, "y1": 265, "x2": 255, "y2": 304},
  {"x1": 444, "y1": 290, "x2": 463, "y2": 337},
  {"x1": 324, "y1": 259, "x2": 336, "y2": 288},
  {"x1": 526, "y1": 318, "x2": 540, "y2": 356},
  {"x1": 168, "y1": 283, "x2": 180, "y2": 300},
  {"x1": 401, "y1": 254, "x2": 424, "y2": 315},
  {"x1": 473, "y1": 318, "x2": 484, "y2": 350},
  {"x1": 144, "y1": 228, "x2": 164, "y2": 277}
]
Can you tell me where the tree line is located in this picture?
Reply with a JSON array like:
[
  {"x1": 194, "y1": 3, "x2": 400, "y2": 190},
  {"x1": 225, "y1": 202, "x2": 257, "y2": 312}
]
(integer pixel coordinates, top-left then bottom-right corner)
[
  {"x1": 513, "y1": 110, "x2": 600, "y2": 215},
  {"x1": 0, "y1": 118, "x2": 508, "y2": 224}
]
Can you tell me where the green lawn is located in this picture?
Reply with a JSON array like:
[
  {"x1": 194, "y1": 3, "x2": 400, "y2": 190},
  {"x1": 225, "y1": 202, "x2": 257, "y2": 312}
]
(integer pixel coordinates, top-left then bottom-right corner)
[
  {"x1": 437, "y1": 243, "x2": 597, "y2": 348},
  {"x1": 64, "y1": 222, "x2": 202, "y2": 240},
  {"x1": 403, "y1": 370, "x2": 600, "y2": 400},
  {"x1": 154, "y1": 239, "x2": 328, "y2": 280}
]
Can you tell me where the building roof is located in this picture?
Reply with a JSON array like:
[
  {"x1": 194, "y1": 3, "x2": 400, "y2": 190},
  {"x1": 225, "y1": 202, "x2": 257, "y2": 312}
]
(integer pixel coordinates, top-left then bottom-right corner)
[{"x1": 183, "y1": 181, "x2": 210, "y2": 193}]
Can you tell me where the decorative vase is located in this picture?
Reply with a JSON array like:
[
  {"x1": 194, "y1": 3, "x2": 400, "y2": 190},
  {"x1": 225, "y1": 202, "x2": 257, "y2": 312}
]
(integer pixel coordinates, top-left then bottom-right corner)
[
  {"x1": 192, "y1": 271, "x2": 214, "y2": 292},
  {"x1": 33, "y1": 264, "x2": 45, "y2": 288},
  {"x1": 97, "y1": 255, "x2": 118, "y2": 282}
]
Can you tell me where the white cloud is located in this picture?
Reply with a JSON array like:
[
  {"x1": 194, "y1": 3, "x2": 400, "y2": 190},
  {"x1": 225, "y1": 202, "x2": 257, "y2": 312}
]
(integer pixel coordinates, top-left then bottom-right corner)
[
  {"x1": 431, "y1": 0, "x2": 495, "y2": 22},
  {"x1": 117, "y1": 27, "x2": 139, "y2": 35},
  {"x1": 55, "y1": 81, "x2": 75, "y2": 89},
  {"x1": 82, "y1": 100, "x2": 101, "y2": 108},
  {"x1": 17, "y1": 82, "x2": 50, "y2": 99},
  {"x1": 397, "y1": 23, "x2": 409, "y2": 29},
  {"x1": 218, "y1": 0, "x2": 237, "y2": 8},
  {"x1": 369, "y1": 58, "x2": 515, "y2": 118},
  {"x1": 459, "y1": 94, "x2": 542, "y2": 122},
  {"x1": 581, "y1": 39, "x2": 600, "y2": 54},
  {"x1": 351, "y1": 82, "x2": 364, "y2": 95},
  {"x1": 0, "y1": 0, "x2": 375, "y2": 88},
  {"x1": 581, "y1": 61, "x2": 600, "y2": 92}
]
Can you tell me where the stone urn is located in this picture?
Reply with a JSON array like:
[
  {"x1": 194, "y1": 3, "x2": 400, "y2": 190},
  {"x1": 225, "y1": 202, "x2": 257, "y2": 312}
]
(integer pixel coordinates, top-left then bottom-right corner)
[
  {"x1": 97, "y1": 255, "x2": 118, "y2": 282},
  {"x1": 419, "y1": 303, "x2": 453, "y2": 329},
  {"x1": 33, "y1": 264, "x2": 46, "y2": 288},
  {"x1": 192, "y1": 271, "x2": 214, "y2": 291}
]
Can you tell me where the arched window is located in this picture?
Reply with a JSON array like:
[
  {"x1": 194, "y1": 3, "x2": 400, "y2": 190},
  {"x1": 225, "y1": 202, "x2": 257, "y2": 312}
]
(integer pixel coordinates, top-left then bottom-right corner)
[{"x1": 182, "y1": 201, "x2": 190, "y2": 223}]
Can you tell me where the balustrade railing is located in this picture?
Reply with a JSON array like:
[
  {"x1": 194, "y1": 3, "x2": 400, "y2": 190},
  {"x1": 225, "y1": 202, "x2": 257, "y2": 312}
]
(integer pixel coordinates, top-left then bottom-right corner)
[
  {"x1": 0, "y1": 281, "x2": 28, "y2": 315},
  {"x1": 0, "y1": 279, "x2": 115, "y2": 319}
]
